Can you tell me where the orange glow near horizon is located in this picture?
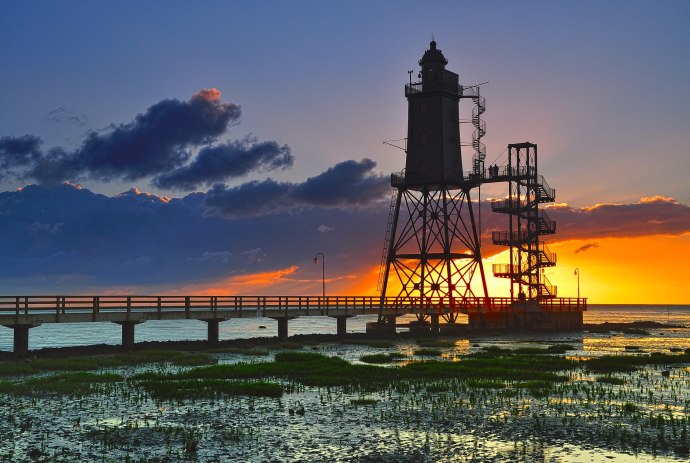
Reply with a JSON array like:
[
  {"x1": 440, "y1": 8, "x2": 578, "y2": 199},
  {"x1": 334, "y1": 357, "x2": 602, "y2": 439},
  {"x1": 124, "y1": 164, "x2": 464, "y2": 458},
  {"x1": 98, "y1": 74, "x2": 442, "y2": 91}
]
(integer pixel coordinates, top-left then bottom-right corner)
[
  {"x1": 155, "y1": 234, "x2": 690, "y2": 304},
  {"x1": 543, "y1": 234, "x2": 690, "y2": 304},
  {"x1": 173, "y1": 266, "x2": 303, "y2": 295},
  {"x1": 330, "y1": 234, "x2": 690, "y2": 304}
]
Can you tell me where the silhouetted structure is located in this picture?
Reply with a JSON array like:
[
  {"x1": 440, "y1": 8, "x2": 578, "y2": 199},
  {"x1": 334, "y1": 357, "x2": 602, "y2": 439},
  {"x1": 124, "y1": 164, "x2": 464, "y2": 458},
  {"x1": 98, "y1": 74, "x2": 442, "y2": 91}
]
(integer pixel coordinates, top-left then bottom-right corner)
[
  {"x1": 377, "y1": 41, "x2": 584, "y2": 331},
  {"x1": 491, "y1": 143, "x2": 557, "y2": 300}
]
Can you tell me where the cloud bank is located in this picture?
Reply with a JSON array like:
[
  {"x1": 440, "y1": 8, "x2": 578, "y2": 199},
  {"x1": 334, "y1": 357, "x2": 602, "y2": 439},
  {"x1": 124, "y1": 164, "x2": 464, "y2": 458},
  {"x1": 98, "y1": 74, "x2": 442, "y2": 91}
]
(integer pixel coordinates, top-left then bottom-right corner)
[
  {"x1": 1, "y1": 181, "x2": 687, "y2": 295},
  {"x1": 0, "y1": 183, "x2": 386, "y2": 293},
  {"x1": 0, "y1": 89, "x2": 296, "y2": 190},
  {"x1": 205, "y1": 158, "x2": 389, "y2": 217},
  {"x1": 153, "y1": 137, "x2": 293, "y2": 190}
]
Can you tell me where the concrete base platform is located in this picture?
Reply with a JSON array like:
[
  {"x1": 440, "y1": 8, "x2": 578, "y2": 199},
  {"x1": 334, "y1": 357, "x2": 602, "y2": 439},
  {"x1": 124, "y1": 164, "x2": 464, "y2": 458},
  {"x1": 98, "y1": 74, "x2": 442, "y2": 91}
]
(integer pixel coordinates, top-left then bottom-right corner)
[
  {"x1": 365, "y1": 316, "x2": 397, "y2": 335},
  {"x1": 468, "y1": 310, "x2": 583, "y2": 331}
]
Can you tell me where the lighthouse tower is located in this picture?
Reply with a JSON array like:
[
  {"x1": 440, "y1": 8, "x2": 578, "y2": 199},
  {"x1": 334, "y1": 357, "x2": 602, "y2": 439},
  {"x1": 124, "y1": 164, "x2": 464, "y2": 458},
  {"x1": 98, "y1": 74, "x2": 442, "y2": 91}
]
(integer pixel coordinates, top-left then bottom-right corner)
[
  {"x1": 404, "y1": 40, "x2": 462, "y2": 183},
  {"x1": 377, "y1": 41, "x2": 489, "y2": 324}
]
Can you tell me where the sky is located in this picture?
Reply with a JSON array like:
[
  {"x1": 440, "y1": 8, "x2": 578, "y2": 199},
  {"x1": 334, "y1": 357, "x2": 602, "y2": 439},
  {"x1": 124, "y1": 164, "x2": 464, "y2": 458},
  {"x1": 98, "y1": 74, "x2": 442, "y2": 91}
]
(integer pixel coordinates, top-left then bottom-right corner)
[{"x1": 1, "y1": 1, "x2": 689, "y2": 303}]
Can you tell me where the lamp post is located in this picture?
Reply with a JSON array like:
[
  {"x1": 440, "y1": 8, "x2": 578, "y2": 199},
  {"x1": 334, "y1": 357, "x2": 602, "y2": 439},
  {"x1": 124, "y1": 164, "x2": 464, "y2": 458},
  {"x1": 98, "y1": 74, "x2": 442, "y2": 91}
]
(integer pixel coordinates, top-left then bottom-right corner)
[
  {"x1": 574, "y1": 268, "x2": 580, "y2": 301},
  {"x1": 314, "y1": 252, "x2": 325, "y2": 298}
]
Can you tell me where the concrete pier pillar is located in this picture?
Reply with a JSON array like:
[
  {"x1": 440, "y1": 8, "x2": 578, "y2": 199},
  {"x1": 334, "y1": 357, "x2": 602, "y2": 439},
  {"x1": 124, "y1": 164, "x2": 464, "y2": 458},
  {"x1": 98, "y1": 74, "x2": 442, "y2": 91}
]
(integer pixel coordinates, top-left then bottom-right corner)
[
  {"x1": 335, "y1": 315, "x2": 350, "y2": 336},
  {"x1": 204, "y1": 319, "x2": 221, "y2": 345},
  {"x1": 114, "y1": 321, "x2": 141, "y2": 350},
  {"x1": 3, "y1": 324, "x2": 36, "y2": 357},
  {"x1": 270, "y1": 317, "x2": 294, "y2": 341},
  {"x1": 277, "y1": 318, "x2": 289, "y2": 341}
]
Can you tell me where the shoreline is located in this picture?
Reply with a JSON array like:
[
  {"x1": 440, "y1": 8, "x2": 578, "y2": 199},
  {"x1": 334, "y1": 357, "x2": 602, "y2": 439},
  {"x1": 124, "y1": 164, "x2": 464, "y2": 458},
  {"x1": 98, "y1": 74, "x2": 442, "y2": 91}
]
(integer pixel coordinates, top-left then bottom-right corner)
[{"x1": 0, "y1": 320, "x2": 682, "y2": 362}]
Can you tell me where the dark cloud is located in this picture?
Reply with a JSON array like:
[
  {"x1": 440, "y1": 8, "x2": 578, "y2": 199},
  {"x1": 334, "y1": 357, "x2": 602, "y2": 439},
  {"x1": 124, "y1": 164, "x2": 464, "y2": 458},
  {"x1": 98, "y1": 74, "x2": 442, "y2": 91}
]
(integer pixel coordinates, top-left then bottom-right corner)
[
  {"x1": 0, "y1": 89, "x2": 263, "y2": 186},
  {"x1": 0, "y1": 135, "x2": 43, "y2": 172},
  {"x1": 152, "y1": 137, "x2": 293, "y2": 190},
  {"x1": 574, "y1": 242, "x2": 600, "y2": 253},
  {"x1": 478, "y1": 195, "x2": 690, "y2": 256},
  {"x1": 0, "y1": 183, "x2": 386, "y2": 293},
  {"x1": 30, "y1": 89, "x2": 242, "y2": 183},
  {"x1": 292, "y1": 159, "x2": 389, "y2": 206},
  {"x1": 545, "y1": 196, "x2": 690, "y2": 241},
  {"x1": 205, "y1": 158, "x2": 390, "y2": 217},
  {"x1": 205, "y1": 179, "x2": 291, "y2": 217}
]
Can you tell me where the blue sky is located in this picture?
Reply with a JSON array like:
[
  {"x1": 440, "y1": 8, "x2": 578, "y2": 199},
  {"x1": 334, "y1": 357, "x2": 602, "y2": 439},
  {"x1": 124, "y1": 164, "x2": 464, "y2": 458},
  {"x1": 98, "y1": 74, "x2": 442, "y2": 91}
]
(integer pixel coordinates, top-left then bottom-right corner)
[{"x1": 1, "y1": 1, "x2": 689, "y2": 299}]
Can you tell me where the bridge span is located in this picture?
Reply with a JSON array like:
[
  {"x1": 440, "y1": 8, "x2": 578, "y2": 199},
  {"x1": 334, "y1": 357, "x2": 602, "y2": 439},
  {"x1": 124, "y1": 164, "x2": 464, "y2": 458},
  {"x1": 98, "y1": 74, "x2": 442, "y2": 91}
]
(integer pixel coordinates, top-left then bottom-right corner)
[{"x1": 1, "y1": 295, "x2": 586, "y2": 356}]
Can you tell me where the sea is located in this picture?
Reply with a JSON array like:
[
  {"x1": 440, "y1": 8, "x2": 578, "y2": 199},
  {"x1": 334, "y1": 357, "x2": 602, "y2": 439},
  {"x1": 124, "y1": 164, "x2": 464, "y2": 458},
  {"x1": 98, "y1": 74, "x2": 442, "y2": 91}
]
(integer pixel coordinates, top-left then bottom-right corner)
[{"x1": 1, "y1": 304, "x2": 689, "y2": 353}]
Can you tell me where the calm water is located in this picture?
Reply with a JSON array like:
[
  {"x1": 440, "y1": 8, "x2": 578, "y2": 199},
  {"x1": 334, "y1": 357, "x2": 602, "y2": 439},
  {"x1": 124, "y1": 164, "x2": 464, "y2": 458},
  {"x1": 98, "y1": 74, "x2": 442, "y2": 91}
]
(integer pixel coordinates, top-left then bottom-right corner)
[{"x1": 1, "y1": 304, "x2": 688, "y2": 353}]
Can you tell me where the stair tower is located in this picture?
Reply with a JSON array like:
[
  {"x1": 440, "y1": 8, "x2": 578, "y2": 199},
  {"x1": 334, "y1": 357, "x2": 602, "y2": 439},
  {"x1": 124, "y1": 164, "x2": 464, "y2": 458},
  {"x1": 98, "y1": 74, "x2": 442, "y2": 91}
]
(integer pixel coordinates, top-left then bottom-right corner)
[
  {"x1": 378, "y1": 41, "x2": 489, "y2": 324},
  {"x1": 491, "y1": 143, "x2": 558, "y2": 300}
]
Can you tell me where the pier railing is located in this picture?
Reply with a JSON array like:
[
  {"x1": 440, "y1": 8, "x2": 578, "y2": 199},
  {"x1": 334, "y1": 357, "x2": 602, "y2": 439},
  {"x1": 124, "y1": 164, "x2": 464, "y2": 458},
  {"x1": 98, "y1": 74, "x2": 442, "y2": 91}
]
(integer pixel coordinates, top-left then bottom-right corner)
[{"x1": 0, "y1": 295, "x2": 587, "y2": 319}]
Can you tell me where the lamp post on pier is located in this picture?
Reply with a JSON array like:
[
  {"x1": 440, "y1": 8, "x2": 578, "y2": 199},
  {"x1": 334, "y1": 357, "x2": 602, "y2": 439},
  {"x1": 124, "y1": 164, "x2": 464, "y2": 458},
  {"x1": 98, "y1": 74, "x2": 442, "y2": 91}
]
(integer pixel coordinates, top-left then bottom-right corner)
[
  {"x1": 314, "y1": 252, "x2": 325, "y2": 298},
  {"x1": 574, "y1": 268, "x2": 580, "y2": 301}
]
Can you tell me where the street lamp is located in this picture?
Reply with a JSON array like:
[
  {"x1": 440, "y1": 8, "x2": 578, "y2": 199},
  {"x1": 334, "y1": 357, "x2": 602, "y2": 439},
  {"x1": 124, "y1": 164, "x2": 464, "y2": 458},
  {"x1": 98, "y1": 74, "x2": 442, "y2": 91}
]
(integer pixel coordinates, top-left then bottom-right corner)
[
  {"x1": 314, "y1": 252, "x2": 325, "y2": 298},
  {"x1": 573, "y1": 268, "x2": 580, "y2": 300}
]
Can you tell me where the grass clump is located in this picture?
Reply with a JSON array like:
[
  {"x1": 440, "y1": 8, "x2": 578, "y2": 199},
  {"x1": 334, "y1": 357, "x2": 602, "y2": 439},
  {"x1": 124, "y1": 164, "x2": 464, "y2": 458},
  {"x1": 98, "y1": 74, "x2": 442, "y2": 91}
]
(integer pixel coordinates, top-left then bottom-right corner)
[
  {"x1": 416, "y1": 339, "x2": 455, "y2": 348},
  {"x1": 0, "y1": 362, "x2": 37, "y2": 376},
  {"x1": 351, "y1": 398, "x2": 379, "y2": 406},
  {"x1": 621, "y1": 402, "x2": 638, "y2": 414},
  {"x1": 622, "y1": 328, "x2": 650, "y2": 335},
  {"x1": 467, "y1": 379, "x2": 505, "y2": 389},
  {"x1": 209, "y1": 347, "x2": 269, "y2": 356},
  {"x1": 511, "y1": 380, "x2": 554, "y2": 397},
  {"x1": 414, "y1": 348, "x2": 443, "y2": 357},
  {"x1": 0, "y1": 349, "x2": 215, "y2": 377},
  {"x1": 584, "y1": 351, "x2": 690, "y2": 373},
  {"x1": 138, "y1": 379, "x2": 282, "y2": 400},
  {"x1": 480, "y1": 345, "x2": 573, "y2": 355},
  {"x1": 133, "y1": 351, "x2": 575, "y2": 393},
  {"x1": 360, "y1": 353, "x2": 405, "y2": 364},
  {"x1": 425, "y1": 383, "x2": 450, "y2": 393},
  {"x1": 596, "y1": 376, "x2": 626, "y2": 385},
  {"x1": 0, "y1": 372, "x2": 123, "y2": 396}
]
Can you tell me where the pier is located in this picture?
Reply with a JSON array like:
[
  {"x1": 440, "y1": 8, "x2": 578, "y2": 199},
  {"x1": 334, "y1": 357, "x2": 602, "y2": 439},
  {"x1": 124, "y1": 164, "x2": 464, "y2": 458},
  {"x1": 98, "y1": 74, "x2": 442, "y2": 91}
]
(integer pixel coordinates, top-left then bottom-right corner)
[{"x1": 0, "y1": 295, "x2": 586, "y2": 356}]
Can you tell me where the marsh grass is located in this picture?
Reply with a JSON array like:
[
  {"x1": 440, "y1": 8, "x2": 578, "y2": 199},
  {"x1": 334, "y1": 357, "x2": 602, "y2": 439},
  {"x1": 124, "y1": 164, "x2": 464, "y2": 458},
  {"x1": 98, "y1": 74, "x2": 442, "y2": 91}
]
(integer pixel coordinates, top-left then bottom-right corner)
[
  {"x1": 133, "y1": 351, "x2": 575, "y2": 394},
  {"x1": 416, "y1": 339, "x2": 456, "y2": 348},
  {"x1": 414, "y1": 348, "x2": 443, "y2": 357},
  {"x1": 478, "y1": 345, "x2": 573, "y2": 355},
  {"x1": 351, "y1": 398, "x2": 379, "y2": 406},
  {"x1": 584, "y1": 351, "x2": 690, "y2": 373},
  {"x1": 596, "y1": 376, "x2": 626, "y2": 385},
  {"x1": 622, "y1": 328, "x2": 650, "y2": 335},
  {"x1": 466, "y1": 379, "x2": 505, "y2": 389},
  {"x1": 138, "y1": 379, "x2": 283, "y2": 400},
  {"x1": 425, "y1": 382, "x2": 451, "y2": 393},
  {"x1": 0, "y1": 372, "x2": 123, "y2": 395},
  {"x1": 0, "y1": 349, "x2": 215, "y2": 377},
  {"x1": 360, "y1": 353, "x2": 406, "y2": 364}
]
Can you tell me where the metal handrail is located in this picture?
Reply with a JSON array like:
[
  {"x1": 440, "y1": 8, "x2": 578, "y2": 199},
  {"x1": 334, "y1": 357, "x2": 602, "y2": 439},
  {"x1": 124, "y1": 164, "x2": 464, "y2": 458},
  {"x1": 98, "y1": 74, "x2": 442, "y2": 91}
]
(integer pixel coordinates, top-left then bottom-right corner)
[
  {"x1": 491, "y1": 230, "x2": 530, "y2": 244},
  {"x1": 539, "y1": 241, "x2": 557, "y2": 265},
  {"x1": 0, "y1": 294, "x2": 588, "y2": 316}
]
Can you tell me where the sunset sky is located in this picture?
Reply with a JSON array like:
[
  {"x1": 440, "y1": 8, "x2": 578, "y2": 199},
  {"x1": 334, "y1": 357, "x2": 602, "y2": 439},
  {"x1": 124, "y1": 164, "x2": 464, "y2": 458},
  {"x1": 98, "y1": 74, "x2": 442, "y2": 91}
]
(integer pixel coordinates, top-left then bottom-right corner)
[{"x1": 1, "y1": 1, "x2": 689, "y2": 303}]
